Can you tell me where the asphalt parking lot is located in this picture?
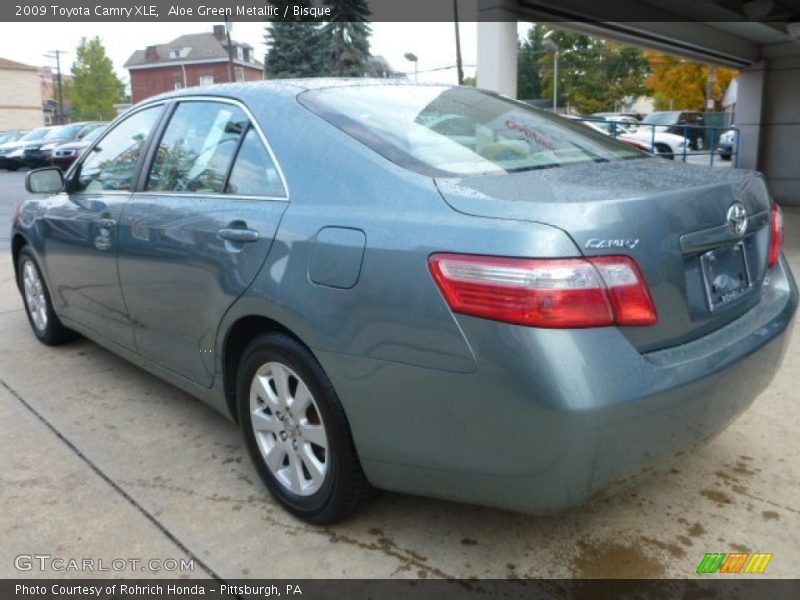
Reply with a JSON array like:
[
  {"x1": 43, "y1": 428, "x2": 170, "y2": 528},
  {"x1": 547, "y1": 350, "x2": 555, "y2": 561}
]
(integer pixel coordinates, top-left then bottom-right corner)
[{"x1": 0, "y1": 169, "x2": 797, "y2": 579}]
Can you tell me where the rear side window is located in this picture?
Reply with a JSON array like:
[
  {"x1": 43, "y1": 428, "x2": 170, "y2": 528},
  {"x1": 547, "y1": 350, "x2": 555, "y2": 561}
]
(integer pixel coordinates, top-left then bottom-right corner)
[
  {"x1": 225, "y1": 128, "x2": 285, "y2": 197},
  {"x1": 76, "y1": 105, "x2": 162, "y2": 192},
  {"x1": 147, "y1": 101, "x2": 247, "y2": 194}
]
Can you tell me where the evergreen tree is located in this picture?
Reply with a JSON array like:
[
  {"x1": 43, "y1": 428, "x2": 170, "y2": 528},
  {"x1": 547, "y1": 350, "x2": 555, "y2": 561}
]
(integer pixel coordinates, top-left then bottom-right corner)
[
  {"x1": 66, "y1": 37, "x2": 124, "y2": 120},
  {"x1": 265, "y1": 1, "x2": 326, "y2": 78},
  {"x1": 517, "y1": 24, "x2": 544, "y2": 100},
  {"x1": 322, "y1": 0, "x2": 372, "y2": 77}
]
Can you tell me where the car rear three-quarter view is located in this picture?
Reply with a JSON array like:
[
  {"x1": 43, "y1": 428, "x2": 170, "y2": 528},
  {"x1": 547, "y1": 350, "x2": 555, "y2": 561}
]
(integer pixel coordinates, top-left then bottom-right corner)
[{"x1": 11, "y1": 80, "x2": 797, "y2": 524}]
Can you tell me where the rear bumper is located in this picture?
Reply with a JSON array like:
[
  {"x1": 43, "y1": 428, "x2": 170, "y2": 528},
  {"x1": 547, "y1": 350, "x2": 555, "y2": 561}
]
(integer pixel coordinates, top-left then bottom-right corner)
[{"x1": 320, "y1": 255, "x2": 797, "y2": 513}]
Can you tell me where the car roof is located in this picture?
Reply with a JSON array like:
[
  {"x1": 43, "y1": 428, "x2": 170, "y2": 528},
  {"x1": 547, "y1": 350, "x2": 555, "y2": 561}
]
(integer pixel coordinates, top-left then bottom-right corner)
[{"x1": 142, "y1": 78, "x2": 449, "y2": 105}]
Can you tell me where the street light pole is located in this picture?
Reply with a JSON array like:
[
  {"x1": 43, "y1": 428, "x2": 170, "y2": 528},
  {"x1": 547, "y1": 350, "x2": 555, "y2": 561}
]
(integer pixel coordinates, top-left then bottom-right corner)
[
  {"x1": 543, "y1": 32, "x2": 559, "y2": 112},
  {"x1": 404, "y1": 53, "x2": 418, "y2": 81}
]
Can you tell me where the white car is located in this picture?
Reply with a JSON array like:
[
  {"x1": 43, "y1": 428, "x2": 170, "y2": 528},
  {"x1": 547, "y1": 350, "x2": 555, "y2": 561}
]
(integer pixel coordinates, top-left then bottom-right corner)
[{"x1": 578, "y1": 118, "x2": 689, "y2": 159}]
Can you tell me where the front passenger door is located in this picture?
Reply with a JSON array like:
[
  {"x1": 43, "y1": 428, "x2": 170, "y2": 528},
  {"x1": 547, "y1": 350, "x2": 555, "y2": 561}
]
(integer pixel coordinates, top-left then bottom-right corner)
[{"x1": 117, "y1": 99, "x2": 288, "y2": 386}]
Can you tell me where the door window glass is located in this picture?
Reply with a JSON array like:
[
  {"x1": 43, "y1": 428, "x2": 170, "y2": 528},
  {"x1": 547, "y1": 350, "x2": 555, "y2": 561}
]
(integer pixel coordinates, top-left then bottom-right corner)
[
  {"x1": 147, "y1": 101, "x2": 247, "y2": 194},
  {"x1": 76, "y1": 106, "x2": 162, "y2": 192},
  {"x1": 225, "y1": 128, "x2": 286, "y2": 197}
]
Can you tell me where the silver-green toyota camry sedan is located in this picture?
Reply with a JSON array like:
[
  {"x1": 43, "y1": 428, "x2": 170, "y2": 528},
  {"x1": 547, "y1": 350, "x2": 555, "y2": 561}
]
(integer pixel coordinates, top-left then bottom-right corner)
[{"x1": 11, "y1": 80, "x2": 797, "y2": 523}]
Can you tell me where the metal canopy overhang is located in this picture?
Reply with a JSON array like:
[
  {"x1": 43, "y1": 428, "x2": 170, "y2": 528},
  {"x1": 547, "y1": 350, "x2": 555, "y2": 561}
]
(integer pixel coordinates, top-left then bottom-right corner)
[{"x1": 508, "y1": 0, "x2": 800, "y2": 67}]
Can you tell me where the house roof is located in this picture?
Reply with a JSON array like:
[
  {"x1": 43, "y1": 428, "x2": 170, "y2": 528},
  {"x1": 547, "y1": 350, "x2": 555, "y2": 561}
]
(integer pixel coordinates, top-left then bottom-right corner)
[
  {"x1": 0, "y1": 57, "x2": 38, "y2": 72},
  {"x1": 124, "y1": 32, "x2": 263, "y2": 70}
]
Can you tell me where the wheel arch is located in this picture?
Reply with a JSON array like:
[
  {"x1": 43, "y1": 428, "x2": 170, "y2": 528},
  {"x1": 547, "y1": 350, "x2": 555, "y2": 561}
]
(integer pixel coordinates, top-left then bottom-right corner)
[
  {"x1": 11, "y1": 233, "x2": 30, "y2": 287},
  {"x1": 221, "y1": 314, "x2": 321, "y2": 423}
]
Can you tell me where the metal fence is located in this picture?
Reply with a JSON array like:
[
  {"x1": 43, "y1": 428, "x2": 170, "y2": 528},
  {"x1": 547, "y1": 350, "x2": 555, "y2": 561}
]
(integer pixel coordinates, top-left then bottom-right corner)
[{"x1": 571, "y1": 117, "x2": 740, "y2": 167}]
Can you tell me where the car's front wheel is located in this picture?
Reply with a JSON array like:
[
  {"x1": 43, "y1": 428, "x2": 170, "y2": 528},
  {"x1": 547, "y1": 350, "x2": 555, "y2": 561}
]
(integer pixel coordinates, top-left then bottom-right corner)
[
  {"x1": 17, "y1": 247, "x2": 77, "y2": 345},
  {"x1": 237, "y1": 333, "x2": 373, "y2": 524}
]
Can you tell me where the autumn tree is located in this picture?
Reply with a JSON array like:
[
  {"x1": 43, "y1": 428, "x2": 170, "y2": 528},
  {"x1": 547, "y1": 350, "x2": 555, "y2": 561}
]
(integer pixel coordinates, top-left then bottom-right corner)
[
  {"x1": 66, "y1": 37, "x2": 124, "y2": 120},
  {"x1": 644, "y1": 51, "x2": 738, "y2": 111}
]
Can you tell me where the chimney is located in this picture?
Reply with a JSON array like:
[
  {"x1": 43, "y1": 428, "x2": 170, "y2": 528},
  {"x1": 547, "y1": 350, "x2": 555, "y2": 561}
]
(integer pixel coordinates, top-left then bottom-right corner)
[
  {"x1": 145, "y1": 45, "x2": 158, "y2": 61},
  {"x1": 213, "y1": 25, "x2": 226, "y2": 42}
]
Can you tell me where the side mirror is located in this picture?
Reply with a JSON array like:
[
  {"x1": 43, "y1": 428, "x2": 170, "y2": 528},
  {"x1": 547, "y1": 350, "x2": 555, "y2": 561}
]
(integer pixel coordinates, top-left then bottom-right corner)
[{"x1": 25, "y1": 167, "x2": 64, "y2": 194}]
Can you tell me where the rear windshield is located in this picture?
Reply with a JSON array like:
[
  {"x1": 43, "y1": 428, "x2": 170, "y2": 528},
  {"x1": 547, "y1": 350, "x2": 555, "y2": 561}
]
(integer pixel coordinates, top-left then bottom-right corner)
[{"x1": 299, "y1": 85, "x2": 644, "y2": 176}]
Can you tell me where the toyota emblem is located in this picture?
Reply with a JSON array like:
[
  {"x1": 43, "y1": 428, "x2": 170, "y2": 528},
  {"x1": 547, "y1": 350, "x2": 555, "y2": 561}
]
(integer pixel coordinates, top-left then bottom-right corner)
[{"x1": 727, "y1": 203, "x2": 748, "y2": 237}]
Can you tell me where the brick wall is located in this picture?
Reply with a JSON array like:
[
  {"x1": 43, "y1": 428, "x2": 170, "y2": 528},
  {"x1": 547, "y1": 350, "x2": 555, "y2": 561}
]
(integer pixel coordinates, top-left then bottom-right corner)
[
  {"x1": 0, "y1": 68, "x2": 44, "y2": 130},
  {"x1": 130, "y1": 62, "x2": 263, "y2": 104}
]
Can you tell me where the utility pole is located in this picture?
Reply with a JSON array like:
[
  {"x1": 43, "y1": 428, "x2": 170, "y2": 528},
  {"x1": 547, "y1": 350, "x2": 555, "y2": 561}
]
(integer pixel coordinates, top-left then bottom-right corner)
[
  {"x1": 45, "y1": 50, "x2": 67, "y2": 124},
  {"x1": 224, "y1": 17, "x2": 235, "y2": 83},
  {"x1": 453, "y1": 0, "x2": 464, "y2": 85}
]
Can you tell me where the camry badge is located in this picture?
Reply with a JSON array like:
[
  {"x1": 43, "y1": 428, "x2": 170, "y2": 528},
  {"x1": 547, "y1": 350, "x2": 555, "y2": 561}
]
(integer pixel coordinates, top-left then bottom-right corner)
[
  {"x1": 585, "y1": 238, "x2": 640, "y2": 250},
  {"x1": 727, "y1": 203, "x2": 748, "y2": 237}
]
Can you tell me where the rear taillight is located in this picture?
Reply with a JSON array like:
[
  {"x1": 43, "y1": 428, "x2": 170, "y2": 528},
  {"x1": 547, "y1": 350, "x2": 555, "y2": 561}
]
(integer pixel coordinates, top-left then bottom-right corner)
[
  {"x1": 767, "y1": 203, "x2": 783, "y2": 269},
  {"x1": 428, "y1": 253, "x2": 657, "y2": 328}
]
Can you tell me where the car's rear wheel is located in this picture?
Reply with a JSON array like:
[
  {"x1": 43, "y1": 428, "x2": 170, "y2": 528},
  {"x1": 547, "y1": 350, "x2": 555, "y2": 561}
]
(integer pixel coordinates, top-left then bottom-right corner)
[
  {"x1": 17, "y1": 247, "x2": 77, "y2": 345},
  {"x1": 237, "y1": 332, "x2": 373, "y2": 524}
]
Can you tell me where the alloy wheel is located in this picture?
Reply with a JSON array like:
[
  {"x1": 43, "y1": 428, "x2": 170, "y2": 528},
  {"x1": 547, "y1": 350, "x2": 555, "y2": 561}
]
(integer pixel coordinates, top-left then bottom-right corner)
[
  {"x1": 249, "y1": 361, "x2": 329, "y2": 496},
  {"x1": 22, "y1": 259, "x2": 48, "y2": 332}
]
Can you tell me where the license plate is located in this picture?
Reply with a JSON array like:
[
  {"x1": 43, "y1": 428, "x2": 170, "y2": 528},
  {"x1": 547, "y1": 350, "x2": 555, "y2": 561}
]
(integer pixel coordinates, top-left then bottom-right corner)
[{"x1": 700, "y1": 243, "x2": 751, "y2": 310}]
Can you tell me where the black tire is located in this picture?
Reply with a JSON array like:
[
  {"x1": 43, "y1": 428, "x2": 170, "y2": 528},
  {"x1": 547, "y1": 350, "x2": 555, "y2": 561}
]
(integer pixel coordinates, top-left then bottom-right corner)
[
  {"x1": 6, "y1": 164, "x2": 19, "y2": 172},
  {"x1": 237, "y1": 332, "x2": 373, "y2": 524},
  {"x1": 654, "y1": 143, "x2": 674, "y2": 160},
  {"x1": 17, "y1": 246, "x2": 77, "y2": 345}
]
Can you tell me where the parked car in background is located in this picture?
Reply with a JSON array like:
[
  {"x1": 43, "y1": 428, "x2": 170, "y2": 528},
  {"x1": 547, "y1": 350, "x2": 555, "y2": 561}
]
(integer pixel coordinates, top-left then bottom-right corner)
[
  {"x1": 50, "y1": 125, "x2": 107, "y2": 171},
  {"x1": 642, "y1": 111, "x2": 706, "y2": 150},
  {"x1": 0, "y1": 126, "x2": 54, "y2": 171},
  {"x1": 579, "y1": 117, "x2": 688, "y2": 159},
  {"x1": 23, "y1": 122, "x2": 105, "y2": 168},
  {"x1": 591, "y1": 112, "x2": 641, "y2": 132},
  {"x1": 717, "y1": 129, "x2": 737, "y2": 161},
  {"x1": 0, "y1": 130, "x2": 27, "y2": 145},
  {"x1": 12, "y1": 81, "x2": 796, "y2": 524}
]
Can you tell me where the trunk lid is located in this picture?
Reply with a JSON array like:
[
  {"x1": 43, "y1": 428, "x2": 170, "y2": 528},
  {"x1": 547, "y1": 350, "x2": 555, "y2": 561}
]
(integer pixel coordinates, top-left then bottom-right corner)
[{"x1": 436, "y1": 158, "x2": 773, "y2": 352}]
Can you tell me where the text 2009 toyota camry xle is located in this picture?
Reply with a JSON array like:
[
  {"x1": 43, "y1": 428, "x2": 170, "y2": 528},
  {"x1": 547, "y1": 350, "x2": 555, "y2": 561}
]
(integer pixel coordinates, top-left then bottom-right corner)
[{"x1": 12, "y1": 81, "x2": 797, "y2": 523}]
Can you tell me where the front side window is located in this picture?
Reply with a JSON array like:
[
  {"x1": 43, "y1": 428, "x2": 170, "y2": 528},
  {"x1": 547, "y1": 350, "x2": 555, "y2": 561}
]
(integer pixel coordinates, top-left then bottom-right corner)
[
  {"x1": 226, "y1": 128, "x2": 285, "y2": 197},
  {"x1": 75, "y1": 105, "x2": 162, "y2": 192},
  {"x1": 300, "y1": 85, "x2": 643, "y2": 176},
  {"x1": 147, "y1": 101, "x2": 247, "y2": 194}
]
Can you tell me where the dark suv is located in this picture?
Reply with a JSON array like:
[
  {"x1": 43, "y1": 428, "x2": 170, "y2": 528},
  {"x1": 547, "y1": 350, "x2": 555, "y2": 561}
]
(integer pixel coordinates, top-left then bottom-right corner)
[{"x1": 642, "y1": 111, "x2": 705, "y2": 150}]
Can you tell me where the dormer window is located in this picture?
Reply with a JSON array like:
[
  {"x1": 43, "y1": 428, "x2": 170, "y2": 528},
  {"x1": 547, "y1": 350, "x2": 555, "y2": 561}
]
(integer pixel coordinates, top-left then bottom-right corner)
[
  {"x1": 236, "y1": 46, "x2": 244, "y2": 61},
  {"x1": 169, "y1": 48, "x2": 181, "y2": 59}
]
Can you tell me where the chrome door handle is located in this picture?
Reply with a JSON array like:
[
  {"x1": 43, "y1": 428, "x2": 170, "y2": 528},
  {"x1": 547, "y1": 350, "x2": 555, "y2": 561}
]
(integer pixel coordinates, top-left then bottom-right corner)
[
  {"x1": 218, "y1": 228, "x2": 259, "y2": 243},
  {"x1": 96, "y1": 218, "x2": 118, "y2": 229}
]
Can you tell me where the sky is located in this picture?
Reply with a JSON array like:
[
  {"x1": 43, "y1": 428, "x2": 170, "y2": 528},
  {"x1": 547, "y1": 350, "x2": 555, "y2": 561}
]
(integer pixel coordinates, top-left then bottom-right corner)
[{"x1": 0, "y1": 21, "x2": 531, "y2": 87}]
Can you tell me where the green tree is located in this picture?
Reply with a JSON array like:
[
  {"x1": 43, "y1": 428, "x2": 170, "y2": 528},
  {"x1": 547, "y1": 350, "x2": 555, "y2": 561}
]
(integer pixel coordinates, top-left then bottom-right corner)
[
  {"x1": 538, "y1": 29, "x2": 649, "y2": 114},
  {"x1": 517, "y1": 24, "x2": 544, "y2": 100},
  {"x1": 66, "y1": 37, "x2": 124, "y2": 120},
  {"x1": 322, "y1": 0, "x2": 372, "y2": 77},
  {"x1": 265, "y1": 1, "x2": 327, "y2": 78}
]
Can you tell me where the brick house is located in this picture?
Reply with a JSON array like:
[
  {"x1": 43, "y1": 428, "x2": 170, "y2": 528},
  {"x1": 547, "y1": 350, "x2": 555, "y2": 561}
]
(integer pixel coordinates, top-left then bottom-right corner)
[
  {"x1": 124, "y1": 26, "x2": 264, "y2": 104},
  {"x1": 0, "y1": 58, "x2": 44, "y2": 130}
]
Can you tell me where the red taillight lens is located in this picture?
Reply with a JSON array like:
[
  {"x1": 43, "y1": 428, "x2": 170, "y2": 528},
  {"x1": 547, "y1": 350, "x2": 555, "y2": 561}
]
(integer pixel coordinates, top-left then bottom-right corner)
[
  {"x1": 767, "y1": 203, "x2": 783, "y2": 269},
  {"x1": 428, "y1": 253, "x2": 657, "y2": 328}
]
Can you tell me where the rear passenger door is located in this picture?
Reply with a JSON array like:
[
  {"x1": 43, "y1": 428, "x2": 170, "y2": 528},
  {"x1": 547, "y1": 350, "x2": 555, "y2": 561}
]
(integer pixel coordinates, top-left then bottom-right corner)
[{"x1": 117, "y1": 98, "x2": 288, "y2": 386}]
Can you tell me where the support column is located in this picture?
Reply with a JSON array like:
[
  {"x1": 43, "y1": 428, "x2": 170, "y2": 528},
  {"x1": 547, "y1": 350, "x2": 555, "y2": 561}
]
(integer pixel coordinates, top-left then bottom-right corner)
[{"x1": 477, "y1": 1, "x2": 518, "y2": 98}]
